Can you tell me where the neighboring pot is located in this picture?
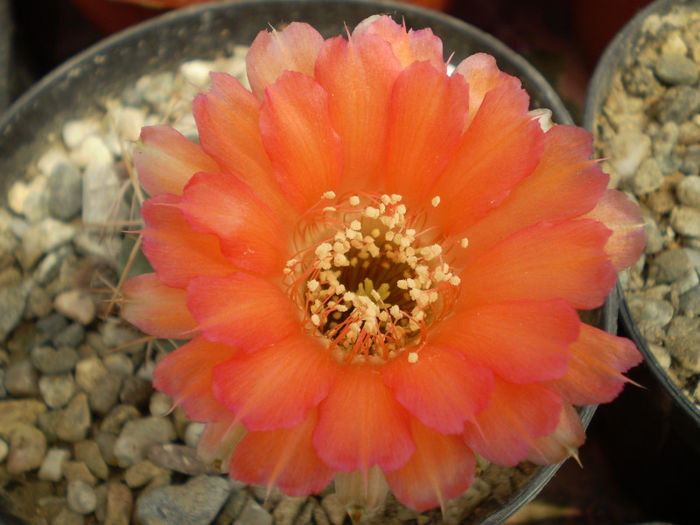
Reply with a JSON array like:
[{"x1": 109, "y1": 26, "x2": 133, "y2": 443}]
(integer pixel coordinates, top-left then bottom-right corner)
[{"x1": 0, "y1": 1, "x2": 606, "y2": 523}]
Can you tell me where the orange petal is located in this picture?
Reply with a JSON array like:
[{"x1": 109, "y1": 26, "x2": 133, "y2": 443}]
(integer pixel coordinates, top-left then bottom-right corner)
[
  {"x1": 152, "y1": 336, "x2": 237, "y2": 421},
  {"x1": 259, "y1": 71, "x2": 343, "y2": 212},
  {"x1": 454, "y1": 53, "x2": 520, "y2": 126},
  {"x1": 352, "y1": 15, "x2": 444, "y2": 71},
  {"x1": 383, "y1": 61, "x2": 469, "y2": 206},
  {"x1": 140, "y1": 194, "x2": 234, "y2": 288},
  {"x1": 186, "y1": 273, "x2": 300, "y2": 352},
  {"x1": 212, "y1": 334, "x2": 337, "y2": 431},
  {"x1": 192, "y1": 73, "x2": 292, "y2": 217},
  {"x1": 455, "y1": 125, "x2": 609, "y2": 267},
  {"x1": 433, "y1": 300, "x2": 578, "y2": 384},
  {"x1": 230, "y1": 408, "x2": 335, "y2": 497},
  {"x1": 314, "y1": 33, "x2": 401, "y2": 189},
  {"x1": 546, "y1": 323, "x2": 642, "y2": 406},
  {"x1": 246, "y1": 22, "x2": 324, "y2": 100},
  {"x1": 583, "y1": 189, "x2": 646, "y2": 271},
  {"x1": 134, "y1": 126, "x2": 219, "y2": 196},
  {"x1": 121, "y1": 273, "x2": 197, "y2": 338},
  {"x1": 313, "y1": 364, "x2": 415, "y2": 473},
  {"x1": 527, "y1": 403, "x2": 585, "y2": 465},
  {"x1": 459, "y1": 219, "x2": 617, "y2": 310},
  {"x1": 385, "y1": 418, "x2": 475, "y2": 512},
  {"x1": 434, "y1": 83, "x2": 545, "y2": 235},
  {"x1": 178, "y1": 172, "x2": 289, "y2": 276},
  {"x1": 382, "y1": 345, "x2": 493, "y2": 434},
  {"x1": 462, "y1": 380, "x2": 562, "y2": 466}
]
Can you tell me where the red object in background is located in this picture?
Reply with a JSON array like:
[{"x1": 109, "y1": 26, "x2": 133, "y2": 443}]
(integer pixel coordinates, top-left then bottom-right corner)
[{"x1": 71, "y1": 0, "x2": 453, "y2": 35}]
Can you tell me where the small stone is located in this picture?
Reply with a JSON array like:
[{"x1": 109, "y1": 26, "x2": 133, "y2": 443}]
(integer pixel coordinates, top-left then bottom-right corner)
[
  {"x1": 37, "y1": 147, "x2": 70, "y2": 176},
  {"x1": 25, "y1": 286, "x2": 53, "y2": 318},
  {"x1": 0, "y1": 281, "x2": 31, "y2": 340},
  {"x1": 114, "y1": 416, "x2": 177, "y2": 467},
  {"x1": 56, "y1": 393, "x2": 91, "y2": 442},
  {"x1": 54, "y1": 323, "x2": 86, "y2": 349},
  {"x1": 653, "y1": 122, "x2": 681, "y2": 174},
  {"x1": 67, "y1": 479, "x2": 98, "y2": 515},
  {"x1": 75, "y1": 440, "x2": 110, "y2": 480},
  {"x1": 656, "y1": 85, "x2": 700, "y2": 123},
  {"x1": 610, "y1": 130, "x2": 651, "y2": 180},
  {"x1": 184, "y1": 422, "x2": 205, "y2": 448},
  {"x1": 7, "y1": 423, "x2": 47, "y2": 474},
  {"x1": 54, "y1": 290, "x2": 96, "y2": 325},
  {"x1": 75, "y1": 356, "x2": 108, "y2": 392},
  {"x1": 180, "y1": 60, "x2": 214, "y2": 86},
  {"x1": 627, "y1": 295, "x2": 674, "y2": 327},
  {"x1": 52, "y1": 506, "x2": 85, "y2": 525},
  {"x1": 632, "y1": 157, "x2": 664, "y2": 195},
  {"x1": 648, "y1": 343, "x2": 671, "y2": 369},
  {"x1": 668, "y1": 330, "x2": 700, "y2": 372},
  {"x1": 119, "y1": 375, "x2": 152, "y2": 407},
  {"x1": 37, "y1": 409, "x2": 62, "y2": 442},
  {"x1": 321, "y1": 494, "x2": 346, "y2": 525},
  {"x1": 671, "y1": 205, "x2": 700, "y2": 238},
  {"x1": 135, "y1": 475, "x2": 231, "y2": 525},
  {"x1": 273, "y1": 496, "x2": 305, "y2": 525},
  {"x1": 63, "y1": 119, "x2": 101, "y2": 149},
  {"x1": 19, "y1": 217, "x2": 76, "y2": 269},
  {"x1": 39, "y1": 373, "x2": 76, "y2": 408},
  {"x1": 82, "y1": 163, "x2": 125, "y2": 225},
  {"x1": 677, "y1": 175, "x2": 700, "y2": 208},
  {"x1": 0, "y1": 399, "x2": 46, "y2": 440},
  {"x1": 95, "y1": 431, "x2": 119, "y2": 466},
  {"x1": 655, "y1": 52, "x2": 700, "y2": 85},
  {"x1": 0, "y1": 438, "x2": 8, "y2": 463},
  {"x1": 124, "y1": 459, "x2": 170, "y2": 488},
  {"x1": 48, "y1": 162, "x2": 83, "y2": 220},
  {"x1": 679, "y1": 285, "x2": 700, "y2": 315},
  {"x1": 38, "y1": 447, "x2": 71, "y2": 482},
  {"x1": 622, "y1": 65, "x2": 663, "y2": 97},
  {"x1": 649, "y1": 248, "x2": 693, "y2": 282},
  {"x1": 72, "y1": 136, "x2": 113, "y2": 167},
  {"x1": 149, "y1": 391, "x2": 172, "y2": 417},
  {"x1": 105, "y1": 481, "x2": 133, "y2": 525},
  {"x1": 679, "y1": 120, "x2": 700, "y2": 145},
  {"x1": 147, "y1": 443, "x2": 219, "y2": 476},
  {"x1": 5, "y1": 358, "x2": 39, "y2": 396},
  {"x1": 63, "y1": 460, "x2": 99, "y2": 485},
  {"x1": 642, "y1": 214, "x2": 664, "y2": 255},
  {"x1": 103, "y1": 353, "x2": 134, "y2": 377},
  {"x1": 111, "y1": 106, "x2": 147, "y2": 142},
  {"x1": 100, "y1": 404, "x2": 141, "y2": 434},
  {"x1": 647, "y1": 186, "x2": 676, "y2": 214},
  {"x1": 21, "y1": 176, "x2": 50, "y2": 223}
]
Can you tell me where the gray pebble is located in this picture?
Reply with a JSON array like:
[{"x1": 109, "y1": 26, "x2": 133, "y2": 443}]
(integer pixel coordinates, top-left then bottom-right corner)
[
  {"x1": 647, "y1": 186, "x2": 676, "y2": 214},
  {"x1": 56, "y1": 392, "x2": 91, "y2": 442},
  {"x1": 653, "y1": 121, "x2": 681, "y2": 174},
  {"x1": 95, "y1": 431, "x2": 119, "y2": 467},
  {"x1": 54, "y1": 289, "x2": 96, "y2": 325},
  {"x1": 679, "y1": 120, "x2": 700, "y2": 144},
  {"x1": 668, "y1": 330, "x2": 700, "y2": 372},
  {"x1": 135, "y1": 475, "x2": 231, "y2": 525},
  {"x1": 273, "y1": 496, "x2": 306, "y2": 525},
  {"x1": 321, "y1": 494, "x2": 346, "y2": 525},
  {"x1": 63, "y1": 459, "x2": 99, "y2": 486},
  {"x1": 25, "y1": 286, "x2": 53, "y2": 318},
  {"x1": 679, "y1": 285, "x2": 700, "y2": 315},
  {"x1": 54, "y1": 323, "x2": 86, "y2": 349},
  {"x1": 610, "y1": 130, "x2": 651, "y2": 180},
  {"x1": 184, "y1": 422, "x2": 205, "y2": 448},
  {"x1": 683, "y1": 143, "x2": 700, "y2": 174},
  {"x1": 75, "y1": 440, "x2": 110, "y2": 480},
  {"x1": 643, "y1": 213, "x2": 664, "y2": 254},
  {"x1": 676, "y1": 175, "x2": 700, "y2": 208},
  {"x1": 19, "y1": 217, "x2": 76, "y2": 269},
  {"x1": 7, "y1": 423, "x2": 47, "y2": 474},
  {"x1": 0, "y1": 438, "x2": 8, "y2": 463},
  {"x1": 649, "y1": 248, "x2": 693, "y2": 282},
  {"x1": 82, "y1": 163, "x2": 125, "y2": 226},
  {"x1": 670, "y1": 205, "x2": 700, "y2": 238},
  {"x1": 5, "y1": 358, "x2": 39, "y2": 397},
  {"x1": 114, "y1": 416, "x2": 176, "y2": 467},
  {"x1": 655, "y1": 52, "x2": 700, "y2": 85},
  {"x1": 36, "y1": 409, "x2": 62, "y2": 442},
  {"x1": 38, "y1": 447, "x2": 71, "y2": 482},
  {"x1": 120, "y1": 375, "x2": 152, "y2": 407},
  {"x1": 103, "y1": 353, "x2": 134, "y2": 377},
  {"x1": 656, "y1": 85, "x2": 700, "y2": 123},
  {"x1": 67, "y1": 479, "x2": 98, "y2": 515},
  {"x1": 100, "y1": 404, "x2": 141, "y2": 434},
  {"x1": 124, "y1": 459, "x2": 170, "y2": 488},
  {"x1": 75, "y1": 356, "x2": 108, "y2": 392},
  {"x1": 0, "y1": 281, "x2": 31, "y2": 341},
  {"x1": 147, "y1": 443, "x2": 219, "y2": 476},
  {"x1": 48, "y1": 162, "x2": 82, "y2": 221},
  {"x1": 633, "y1": 157, "x2": 664, "y2": 194},
  {"x1": 72, "y1": 136, "x2": 113, "y2": 168},
  {"x1": 39, "y1": 373, "x2": 76, "y2": 408},
  {"x1": 63, "y1": 119, "x2": 101, "y2": 150},
  {"x1": 149, "y1": 391, "x2": 172, "y2": 417},
  {"x1": 627, "y1": 295, "x2": 674, "y2": 327},
  {"x1": 238, "y1": 499, "x2": 273, "y2": 525},
  {"x1": 623, "y1": 65, "x2": 663, "y2": 97},
  {"x1": 0, "y1": 369, "x2": 5, "y2": 399},
  {"x1": 33, "y1": 245, "x2": 71, "y2": 285},
  {"x1": 37, "y1": 312, "x2": 69, "y2": 338},
  {"x1": 53, "y1": 506, "x2": 85, "y2": 525},
  {"x1": 105, "y1": 481, "x2": 133, "y2": 525}
]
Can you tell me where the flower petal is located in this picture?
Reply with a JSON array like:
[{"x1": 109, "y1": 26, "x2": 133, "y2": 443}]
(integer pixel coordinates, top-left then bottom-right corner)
[
  {"x1": 314, "y1": 33, "x2": 401, "y2": 190},
  {"x1": 259, "y1": 71, "x2": 343, "y2": 212},
  {"x1": 247, "y1": 22, "x2": 324, "y2": 100},
  {"x1": 583, "y1": 189, "x2": 646, "y2": 271},
  {"x1": 383, "y1": 61, "x2": 469, "y2": 206},
  {"x1": 527, "y1": 403, "x2": 585, "y2": 465},
  {"x1": 463, "y1": 380, "x2": 562, "y2": 466},
  {"x1": 455, "y1": 126, "x2": 609, "y2": 267},
  {"x1": 382, "y1": 345, "x2": 493, "y2": 434},
  {"x1": 313, "y1": 364, "x2": 415, "y2": 473},
  {"x1": 459, "y1": 219, "x2": 617, "y2": 310},
  {"x1": 186, "y1": 273, "x2": 300, "y2": 352},
  {"x1": 546, "y1": 323, "x2": 642, "y2": 406},
  {"x1": 178, "y1": 172, "x2": 289, "y2": 276},
  {"x1": 152, "y1": 336, "x2": 237, "y2": 421},
  {"x1": 134, "y1": 126, "x2": 219, "y2": 196},
  {"x1": 434, "y1": 83, "x2": 545, "y2": 235},
  {"x1": 140, "y1": 194, "x2": 234, "y2": 288},
  {"x1": 121, "y1": 273, "x2": 196, "y2": 338},
  {"x1": 352, "y1": 15, "x2": 444, "y2": 71},
  {"x1": 212, "y1": 334, "x2": 337, "y2": 431},
  {"x1": 434, "y1": 300, "x2": 578, "y2": 384},
  {"x1": 385, "y1": 418, "x2": 475, "y2": 512},
  {"x1": 230, "y1": 408, "x2": 335, "y2": 497},
  {"x1": 192, "y1": 73, "x2": 293, "y2": 217}
]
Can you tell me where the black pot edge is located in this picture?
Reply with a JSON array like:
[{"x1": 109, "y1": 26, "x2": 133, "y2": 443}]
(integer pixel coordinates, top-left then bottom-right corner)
[{"x1": 583, "y1": 0, "x2": 700, "y2": 429}]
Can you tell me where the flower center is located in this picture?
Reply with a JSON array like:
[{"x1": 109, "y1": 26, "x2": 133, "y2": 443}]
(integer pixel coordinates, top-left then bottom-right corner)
[{"x1": 285, "y1": 193, "x2": 462, "y2": 363}]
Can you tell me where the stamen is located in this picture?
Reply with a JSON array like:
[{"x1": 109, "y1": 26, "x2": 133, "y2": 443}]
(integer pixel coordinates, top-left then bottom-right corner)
[{"x1": 431, "y1": 196, "x2": 441, "y2": 207}]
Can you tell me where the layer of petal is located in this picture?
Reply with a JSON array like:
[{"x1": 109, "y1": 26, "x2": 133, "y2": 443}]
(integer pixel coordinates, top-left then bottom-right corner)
[
  {"x1": 121, "y1": 273, "x2": 197, "y2": 339},
  {"x1": 179, "y1": 172, "x2": 289, "y2": 275},
  {"x1": 583, "y1": 189, "x2": 646, "y2": 271},
  {"x1": 383, "y1": 61, "x2": 469, "y2": 206},
  {"x1": 140, "y1": 194, "x2": 234, "y2": 288},
  {"x1": 186, "y1": 273, "x2": 300, "y2": 352},
  {"x1": 382, "y1": 345, "x2": 493, "y2": 434},
  {"x1": 313, "y1": 364, "x2": 415, "y2": 473},
  {"x1": 385, "y1": 418, "x2": 475, "y2": 512},
  {"x1": 315, "y1": 34, "x2": 401, "y2": 189},
  {"x1": 134, "y1": 126, "x2": 219, "y2": 196},
  {"x1": 458, "y1": 219, "x2": 617, "y2": 310},
  {"x1": 212, "y1": 334, "x2": 337, "y2": 431},
  {"x1": 463, "y1": 380, "x2": 562, "y2": 466},
  {"x1": 152, "y1": 336, "x2": 237, "y2": 421},
  {"x1": 230, "y1": 408, "x2": 335, "y2": 497},
  {"x1": 433, "y1": 300, "x2": 578, "y2": 384},
  {"x1": 546, "y1": 323, "x2": 642, "y2": 406},
  {"x1": 527, "y1": 403, "x2": 585, "y2": 465},
  {"x1": 434, "y1": 83, "x2": 545, "y2": 235},
  {"x1": 247, "y1": 22, "x2": 324, "y2": 100},
  {"x1": 259, "y1": 71, "x2": 343, "y2": 212}
]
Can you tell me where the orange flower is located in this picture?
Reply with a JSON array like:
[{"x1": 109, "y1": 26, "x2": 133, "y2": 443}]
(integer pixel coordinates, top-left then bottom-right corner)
[{"x1": 121, "y1": 16, "x2": 645, "y2": 514}]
